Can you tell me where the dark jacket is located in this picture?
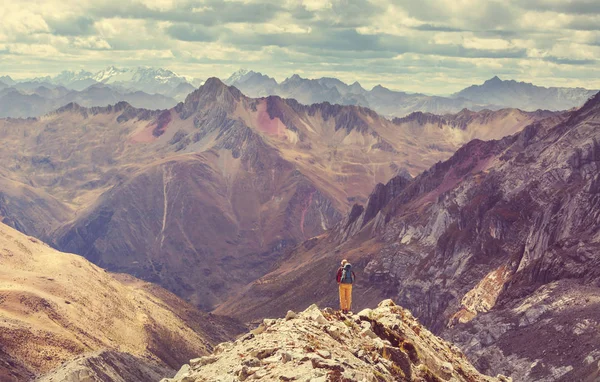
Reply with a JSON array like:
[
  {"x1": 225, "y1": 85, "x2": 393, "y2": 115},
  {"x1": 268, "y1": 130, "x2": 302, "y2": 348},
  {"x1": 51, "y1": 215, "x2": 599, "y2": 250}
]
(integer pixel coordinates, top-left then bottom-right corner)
[{"x1": 336, "y1": 265, "x2": 356, "y2": 284}]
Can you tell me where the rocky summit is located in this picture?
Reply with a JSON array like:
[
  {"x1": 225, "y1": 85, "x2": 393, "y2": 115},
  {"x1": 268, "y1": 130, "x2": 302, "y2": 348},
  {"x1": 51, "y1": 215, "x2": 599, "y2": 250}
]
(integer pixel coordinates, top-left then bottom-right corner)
[{"x1": 164, "y1": 300, "x2": 504, "y2": 382}]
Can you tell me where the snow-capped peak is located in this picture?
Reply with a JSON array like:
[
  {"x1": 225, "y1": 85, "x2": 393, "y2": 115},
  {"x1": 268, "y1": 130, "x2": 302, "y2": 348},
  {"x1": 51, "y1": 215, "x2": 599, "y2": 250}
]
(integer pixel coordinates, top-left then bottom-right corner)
[
  {"x1": 225, "y1": 69, "x2": 252, "y2": 85},
  {"x1": 93, "y1": 66, "x2": 128, "y2": 82}
]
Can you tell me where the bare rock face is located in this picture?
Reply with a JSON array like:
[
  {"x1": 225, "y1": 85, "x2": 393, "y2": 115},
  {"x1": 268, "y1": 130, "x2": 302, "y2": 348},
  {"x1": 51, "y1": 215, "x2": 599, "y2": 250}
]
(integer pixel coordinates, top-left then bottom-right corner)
[{"x1": 165, "y1": 301, "x2": 500, "y2": 382}]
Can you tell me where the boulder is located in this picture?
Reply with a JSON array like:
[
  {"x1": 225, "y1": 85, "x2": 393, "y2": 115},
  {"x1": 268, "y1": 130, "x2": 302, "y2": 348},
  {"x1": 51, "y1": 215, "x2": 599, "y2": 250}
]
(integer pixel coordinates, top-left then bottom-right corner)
[
  {"x1": 189, "y1": 355, "x2": 218, "y2": 369},
  {"x1": 310, "y1": 357, "x2": 344, "y2": 372}
]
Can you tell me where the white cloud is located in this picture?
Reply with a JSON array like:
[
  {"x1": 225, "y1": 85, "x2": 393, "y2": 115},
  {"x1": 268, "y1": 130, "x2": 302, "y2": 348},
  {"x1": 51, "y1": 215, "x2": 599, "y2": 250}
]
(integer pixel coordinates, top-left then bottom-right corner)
[
  {"x1": 73, "y1": 36, "x2": 111, "y2": 49},
  {"x1": 0, "y1": 9, "x2": 50, "y2": 38},
  {"x1": 302, "y1": 0, "x2": 332, "y2": 12},
  {"x1": 463, "y1": 37, "x2": 513, "y2": 51}
]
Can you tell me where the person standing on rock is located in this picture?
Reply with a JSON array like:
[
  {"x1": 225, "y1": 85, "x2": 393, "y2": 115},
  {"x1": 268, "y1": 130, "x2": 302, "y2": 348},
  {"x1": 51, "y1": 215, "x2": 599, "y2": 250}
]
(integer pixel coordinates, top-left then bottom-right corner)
[{"x1": 336, "y1": 259, "x2": 355, "y2": 314}]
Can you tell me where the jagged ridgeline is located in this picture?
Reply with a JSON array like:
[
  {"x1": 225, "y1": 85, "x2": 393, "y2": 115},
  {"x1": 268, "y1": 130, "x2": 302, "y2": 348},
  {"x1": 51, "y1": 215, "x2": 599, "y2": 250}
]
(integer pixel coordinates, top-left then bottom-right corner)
[{"x1": 163, "y1": 301, "x2": 507, "y2": 382}]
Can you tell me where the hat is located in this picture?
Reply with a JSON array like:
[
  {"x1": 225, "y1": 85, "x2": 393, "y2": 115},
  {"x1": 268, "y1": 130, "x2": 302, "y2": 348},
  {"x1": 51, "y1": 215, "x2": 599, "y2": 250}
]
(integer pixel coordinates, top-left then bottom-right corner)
[{"x1": 341, "y1": 259, "x2": 348, "y2": 265}]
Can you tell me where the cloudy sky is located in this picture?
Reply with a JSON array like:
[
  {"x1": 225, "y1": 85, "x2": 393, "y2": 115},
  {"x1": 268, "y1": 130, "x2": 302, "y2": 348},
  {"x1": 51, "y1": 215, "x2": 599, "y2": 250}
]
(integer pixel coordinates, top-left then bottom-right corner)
[{"x1": 2, "y1": 0, "x2": 600, "y2": 94}]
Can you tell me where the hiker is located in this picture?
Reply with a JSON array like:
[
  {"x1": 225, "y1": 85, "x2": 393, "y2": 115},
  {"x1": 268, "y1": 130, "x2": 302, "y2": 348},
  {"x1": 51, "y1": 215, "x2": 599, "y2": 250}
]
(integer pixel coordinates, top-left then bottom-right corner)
[{"x1": 336, "y1": 259, "x2": 355, "y2": 314}]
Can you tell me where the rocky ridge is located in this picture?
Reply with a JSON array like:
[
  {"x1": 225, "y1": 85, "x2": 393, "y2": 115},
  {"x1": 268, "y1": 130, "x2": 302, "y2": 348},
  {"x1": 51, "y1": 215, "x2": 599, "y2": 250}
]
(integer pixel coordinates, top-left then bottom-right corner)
[{"x1": 164, "y1": 300, "x2": 503, "y2": 382}]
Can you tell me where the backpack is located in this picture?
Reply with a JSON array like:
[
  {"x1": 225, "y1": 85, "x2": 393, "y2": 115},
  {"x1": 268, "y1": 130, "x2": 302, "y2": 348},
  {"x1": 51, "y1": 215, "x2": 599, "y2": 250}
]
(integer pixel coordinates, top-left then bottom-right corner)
[{"x1": 341, "y1": 264, "x2": 353, "y2": 284}]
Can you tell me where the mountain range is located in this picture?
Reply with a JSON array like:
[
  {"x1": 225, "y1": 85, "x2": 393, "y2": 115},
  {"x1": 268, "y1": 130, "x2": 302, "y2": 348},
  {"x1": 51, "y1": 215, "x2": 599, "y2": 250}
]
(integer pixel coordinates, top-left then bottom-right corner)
[
  {"x1": 216, "y1": 92, "x2": 600, "y2": 381},
  {"x1": 24, "y1": 66, "x2": 203, "y2": 95},
  {"x1": 2, "y1": 67, "x2": 596, "y2": 120},
  {"x1": 1, "y1": 68, "x2": 599, "y2": 381},
  {"x1": 0, "y1": 79, "x2": 553, "y2": 314},
  {"x1": 0, "y1": 66, "x2": 203, "y2": 118},
  {"x1": 225, "y1": 69, "x2": 597, "y2": 117},
  {"x1": 453, "y1": 76, "x2": 598, "y2": 111},
  {"x1": 0, "y1": 83, "x2": 178, "y2": 118}
]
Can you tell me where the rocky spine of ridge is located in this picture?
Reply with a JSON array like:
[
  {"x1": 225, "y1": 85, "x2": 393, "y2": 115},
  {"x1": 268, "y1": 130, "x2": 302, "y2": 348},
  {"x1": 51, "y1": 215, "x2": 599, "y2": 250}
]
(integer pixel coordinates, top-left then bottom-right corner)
[{"x1": 164, "y1": 300, "x2": 505, "y2": 382}]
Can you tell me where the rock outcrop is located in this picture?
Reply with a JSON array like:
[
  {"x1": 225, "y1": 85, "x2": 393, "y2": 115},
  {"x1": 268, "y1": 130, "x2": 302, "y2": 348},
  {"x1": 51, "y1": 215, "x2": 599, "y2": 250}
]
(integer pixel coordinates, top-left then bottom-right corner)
[{"x1": 164, "y1": 300, "x2": 500, "y2": 382}]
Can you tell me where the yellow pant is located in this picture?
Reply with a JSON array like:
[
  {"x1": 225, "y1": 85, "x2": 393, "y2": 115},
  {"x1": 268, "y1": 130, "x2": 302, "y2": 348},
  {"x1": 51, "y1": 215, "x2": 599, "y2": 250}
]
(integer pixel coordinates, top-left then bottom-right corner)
[{"x1": 339, "y1": 283, "x2": 353, "y2": 311}]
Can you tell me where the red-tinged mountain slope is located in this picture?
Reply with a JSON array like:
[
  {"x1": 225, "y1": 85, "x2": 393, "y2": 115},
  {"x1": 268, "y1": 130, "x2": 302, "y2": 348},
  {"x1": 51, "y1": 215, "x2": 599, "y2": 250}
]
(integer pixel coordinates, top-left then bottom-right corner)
[
  {"x1": 0, "y1": 79, "x2": 555, "y2": 311},
  {"x1": 0, "y1": 223, "x2": 244, "y2": 382},
  {"x1": 217, "y1": 93, "x2": 600, "y2": 381}
]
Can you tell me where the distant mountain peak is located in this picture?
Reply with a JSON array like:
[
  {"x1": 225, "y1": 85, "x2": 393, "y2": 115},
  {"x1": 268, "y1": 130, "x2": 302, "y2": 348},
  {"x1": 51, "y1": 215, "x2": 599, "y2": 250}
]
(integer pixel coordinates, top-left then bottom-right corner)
[
  {"x1": 287, "y1": 74, "x2": 303, "y2": 82},
  {"x1": 0, "y1": 75, "x2": 15, "y2": 86},
  {"x1": 230, "y1": 68, "x2": 249, "y2": 77},
  {"x1": 202, "y1": 76, "x2": 229, "y2": 90},
  {"x1": 178, "y1": 77, "x2": 243, "y2": 118},
  {"x1": 224, "y1": 68, "x2": 269, "y2": 85},
  {"x1": 482, "y1": 76, "x2": 504, "y2": 86},
  {"x1": 371, "y1": 84, "x2": 390, "y2": 94}
]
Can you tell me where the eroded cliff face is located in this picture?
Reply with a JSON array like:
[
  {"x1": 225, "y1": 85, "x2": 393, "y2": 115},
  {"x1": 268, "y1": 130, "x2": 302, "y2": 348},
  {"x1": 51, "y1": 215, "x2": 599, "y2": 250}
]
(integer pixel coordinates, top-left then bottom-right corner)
[
  {"x1": 165, "y1": 300, "x2": 502, "y2": 382},
  {"x1": 220, "y1": 94, "x2": 600, "y2": 381}
]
